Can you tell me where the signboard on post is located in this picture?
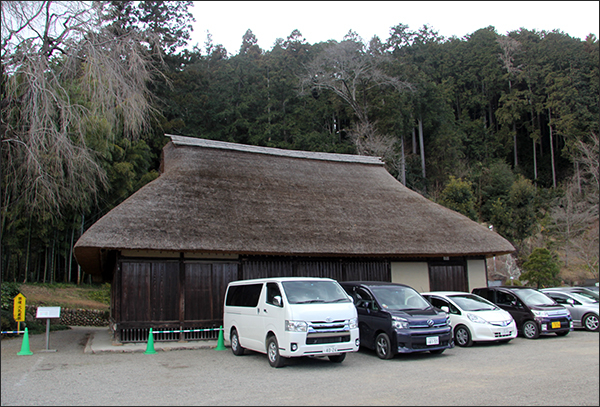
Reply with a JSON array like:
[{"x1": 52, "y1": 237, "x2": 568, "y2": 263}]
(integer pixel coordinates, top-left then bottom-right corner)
[
  {"x1": 36, "y1": 307, "x2": 61, "y2": 352},
  {"x1": 36, "y1": 307, "x2": 61, "y2": 319},
  {"x1": 13, "y1": 293, "x2": 26, "y2": 322}
]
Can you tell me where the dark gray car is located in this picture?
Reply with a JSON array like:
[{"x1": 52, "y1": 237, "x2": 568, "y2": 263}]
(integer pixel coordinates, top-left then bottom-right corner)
[{"x1": 541, "y1": 289, "x2": 599, "y2": 332}]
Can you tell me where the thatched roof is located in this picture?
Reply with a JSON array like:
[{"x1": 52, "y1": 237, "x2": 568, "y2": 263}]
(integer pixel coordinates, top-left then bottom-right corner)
[{"x1": 74, "y1": 135, "x2": 514, "y2": 276}]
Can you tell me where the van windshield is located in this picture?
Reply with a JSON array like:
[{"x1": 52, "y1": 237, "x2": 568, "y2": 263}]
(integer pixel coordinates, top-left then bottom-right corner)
[
  {"x1": 370, "y1": 286, "x2": 430, "y2": 311},
  {"x1": 282, "y1": 281, "x2": 351, "y2": 304}
]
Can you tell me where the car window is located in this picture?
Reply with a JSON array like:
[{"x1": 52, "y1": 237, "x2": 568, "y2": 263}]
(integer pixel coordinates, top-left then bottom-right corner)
[
  {"x1": 449, "y1": 294, "x2": 498, "y2": 311},
  {"x1": 429, "y1": 296, "x2": 460, "y2": 314},
  {"x1": 496, "y1": 291, "x2": 518, "y2": 306},
  {"x1": 569, "y1": 292, "x2": 597, "y2": 304},
  {"x1": 266, "y1": 282, "x2": 283, "y2": 307},
  {"x1": 282, "y1": 280, "x2": 351, "y2": 304},
  {"x1": 515, "y1": 289, "x2": 556, "y2": 306},
  {"x1": 572, "y1": 291, "x2": 599, "y2": 303},
  {"x1": 473, "y1": 288, "x2": 492, "y2": 302},
  {"x1": 355, "y1": 287, "x2": 373, "y2": 302},
  {"x1": 370, "y1": 286, "x2": 430, "y2": 311},
  {"x1": 225, "y1": 283, "x2": 263, "y2": 307},
  {"x1": 546, "y1": 292, "x2": 569, "y2": 305}
]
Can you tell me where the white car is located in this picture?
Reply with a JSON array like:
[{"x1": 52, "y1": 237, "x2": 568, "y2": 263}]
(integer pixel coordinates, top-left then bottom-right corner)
[{"x1": 422, "y1": 291, "x2": 517, "y2": 347}]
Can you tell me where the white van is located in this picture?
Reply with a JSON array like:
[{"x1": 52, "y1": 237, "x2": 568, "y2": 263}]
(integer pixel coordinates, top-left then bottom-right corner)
[{"x1": 223, "y1": 277, "x2": 360, "y2": 367}]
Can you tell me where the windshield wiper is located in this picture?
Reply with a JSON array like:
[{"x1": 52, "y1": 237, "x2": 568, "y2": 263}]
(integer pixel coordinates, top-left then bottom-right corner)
[{"x1": 295, "y1": 299, "x2": 326, "y2": 304}]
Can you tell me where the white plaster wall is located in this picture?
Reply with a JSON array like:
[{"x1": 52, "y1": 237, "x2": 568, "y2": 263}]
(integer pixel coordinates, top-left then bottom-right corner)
[
  {"x1": 391, "y1": 262, "x2": 430, "y2": 292},
  {"x1": 467, "y1": 259, "x2": 487, "y2": 290}
]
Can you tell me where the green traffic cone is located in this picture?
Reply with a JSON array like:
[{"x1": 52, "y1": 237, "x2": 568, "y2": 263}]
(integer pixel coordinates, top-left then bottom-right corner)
[
  {"x1": 17, "y1": 327, "x2": 33, "y2": 356},
  {"x1": 144, "y1": 328, "x2": 156, "y2": 354},
  {"x1": 215, "y1": 326, "x2": 226, "y2": 351}
]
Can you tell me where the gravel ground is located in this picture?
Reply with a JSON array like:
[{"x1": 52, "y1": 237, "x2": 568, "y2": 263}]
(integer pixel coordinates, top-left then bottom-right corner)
[{"x1": 1, "y1": 327, "x2": 598, "y2": 406}]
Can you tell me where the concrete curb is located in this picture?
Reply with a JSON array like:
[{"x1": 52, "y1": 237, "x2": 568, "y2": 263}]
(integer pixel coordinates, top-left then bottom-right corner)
[{"x1": 84, "y1": 328, "x2": 227, "y2": 354}]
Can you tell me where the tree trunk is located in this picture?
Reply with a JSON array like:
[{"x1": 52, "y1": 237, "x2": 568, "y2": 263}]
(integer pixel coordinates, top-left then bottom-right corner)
[
  {"x1": 533, "y1": 137, "x2": 537, "y2": 183},
  {"x1": 548, "y1": 108, "x2": 557, "y2": 189},
  {"x1": 78, "y1": 213, "x2": 85, "y2": 285},
  {"x1": 43, "y1": 247, "x2": 48, "y2": 283},
  {"x1": 68, "y1": 227, "x2": 75, "y2": 283},
  {"x1": 50, "y1": 230, "x2": 56, "y2": 284},
  {"x1": 400, "y1": 135, "x2": 406, "y2": 185},
  {"x1": 513, "y1": 122, "x2": 518, "y2": 168},
  {"x1": 23, "y1": 216, "x2": 32, "y2": 283},
  {"x1": 418, "y1": 116, "x2": 426, "y2": 182}
]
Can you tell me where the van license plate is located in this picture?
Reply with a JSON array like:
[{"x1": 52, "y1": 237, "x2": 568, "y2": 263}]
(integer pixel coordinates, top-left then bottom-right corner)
[
  {"x1": 324, "y1": 346, "x2": 337, "y2": 354},
  {"x1": 551, "y1": 321, "x2": 561, "y2": 329},
  {"x1": 426, "y1": 336, "x2": 439, "y2": 346}
]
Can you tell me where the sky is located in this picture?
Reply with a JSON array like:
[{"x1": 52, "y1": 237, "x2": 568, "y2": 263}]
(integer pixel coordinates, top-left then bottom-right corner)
[{"x1": 188, "y1": 1, "x2": 599, "y2": 55}]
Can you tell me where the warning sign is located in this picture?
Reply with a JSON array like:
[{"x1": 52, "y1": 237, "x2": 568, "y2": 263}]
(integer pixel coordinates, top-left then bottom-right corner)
[{"x1": 13, "y1": 293, "x2": 26, "y2": 322}]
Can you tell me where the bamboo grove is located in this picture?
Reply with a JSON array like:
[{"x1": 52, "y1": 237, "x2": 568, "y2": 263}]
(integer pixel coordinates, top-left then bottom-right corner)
[{"x1": 1, "y1": 1, "x2": 598, "y2": 286}]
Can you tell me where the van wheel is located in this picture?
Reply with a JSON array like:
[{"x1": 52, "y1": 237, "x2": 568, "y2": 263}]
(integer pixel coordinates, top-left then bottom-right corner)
[
  {"x1": 375, "y1": 333, "x2": 394, "y2": 359},
  {"x1": 522, "y1": 320, "x2": 539, "y2": 339},
  {"x1": 454, "y1": 325, "x2": 473, "y2": 347},
  {"x1": 328, "y1": 353, "x2": 346, "y2": 363},
  {"x1": 267, "y1": 336, "x2": 285, "y2": 368},
  {"x1": 230, "y1": 328, "x2": 244, "y2": 356},
  {"x1": 583, "y1": 313, "x2": 599, "y2": 331}
]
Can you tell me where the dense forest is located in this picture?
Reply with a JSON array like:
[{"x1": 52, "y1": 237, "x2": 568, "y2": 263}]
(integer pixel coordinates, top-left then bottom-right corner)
[{"x1": 1, "y1": 1, "x2": 598, "y2": 287}]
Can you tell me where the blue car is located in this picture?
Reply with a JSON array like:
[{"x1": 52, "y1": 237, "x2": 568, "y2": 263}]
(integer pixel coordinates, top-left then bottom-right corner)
[{"x1": 340, "y1": 281, "x2": 454, "y2": 359}]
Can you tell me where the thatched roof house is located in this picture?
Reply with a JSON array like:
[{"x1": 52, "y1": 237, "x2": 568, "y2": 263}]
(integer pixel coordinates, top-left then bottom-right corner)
[
  {"x1": 73, "y1": 135, "x2": 514, "y2": 342},
  {"x1": 75, "y1": 135, "x2": 513, "y2": 273}
]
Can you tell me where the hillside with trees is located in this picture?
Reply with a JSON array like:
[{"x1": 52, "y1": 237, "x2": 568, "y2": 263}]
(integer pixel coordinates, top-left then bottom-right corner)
[{"x1": 2, "y1": 1, "x2": 598, "y2": 287}]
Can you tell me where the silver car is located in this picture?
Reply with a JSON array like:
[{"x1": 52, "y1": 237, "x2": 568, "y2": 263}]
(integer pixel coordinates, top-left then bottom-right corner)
[{"x1": 541, "y1": 289, "x2": 599, "y2": 332}]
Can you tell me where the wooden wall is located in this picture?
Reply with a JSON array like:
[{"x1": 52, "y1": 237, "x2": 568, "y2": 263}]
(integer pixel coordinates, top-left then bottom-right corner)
[{"x1": 112, "y1": 255, "x2": 390, "y2": 342}]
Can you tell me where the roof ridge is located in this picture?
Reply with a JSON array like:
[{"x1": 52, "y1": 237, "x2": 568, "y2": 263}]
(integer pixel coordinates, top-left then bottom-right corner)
[{"x1": 166, "y1": 134, "x2": 384, "y2": 165}]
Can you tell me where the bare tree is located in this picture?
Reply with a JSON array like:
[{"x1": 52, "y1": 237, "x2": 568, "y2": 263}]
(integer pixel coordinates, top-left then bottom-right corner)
[
  {"x1": 299, "y1": 36, "x2": 413, "y2": 153},
  {"x1": 497, "y1": 35, "x2": 523, "y2": 168},
  {"x1": 549, "y1": 179, "x2": 598, "y2": 266},
  {"x1": 1, "y1": 1, "x2": 161, "y2": 218},
  {"x1": 572, "y1": 132, "x2": 599, "y2": 196}
]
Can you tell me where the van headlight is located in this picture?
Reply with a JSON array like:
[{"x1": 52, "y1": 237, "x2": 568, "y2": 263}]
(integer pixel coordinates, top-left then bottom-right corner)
[
  {"x1": 349, "y1": 318, "x2": 358, "y2": 329},
  {"x1": 285, "y1": 320, "x2": 307, "y2": 332},
  {"x1": 392, "y1": 316, "x2": 410, "y2": 330},
  {"x1": 531, "y1": 310, "x2": 549, "y2": 318}
]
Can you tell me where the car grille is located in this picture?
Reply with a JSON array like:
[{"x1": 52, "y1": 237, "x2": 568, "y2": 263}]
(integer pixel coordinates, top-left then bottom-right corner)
[
  {"x1": 494, "y1": 330, "x2": 514, "y2": 338},
  {"x1": 490, "y1": 320, "x2": 512, "y2": 327},
  {"x1": 305, "y1": 320, "x2": 351, "y2": 345},
  {"x1": 410, "y1": 321, "x2": 448, "y2": 329}
]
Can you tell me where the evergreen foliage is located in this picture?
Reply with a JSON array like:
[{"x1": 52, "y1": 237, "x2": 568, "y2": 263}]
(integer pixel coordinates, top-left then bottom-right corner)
[
  {"x1": 2, "y1": 11, "x2": 598, "y2": 285},
  {"x1": 520, "y1": 247, "x2": 562, "y2": 288}
]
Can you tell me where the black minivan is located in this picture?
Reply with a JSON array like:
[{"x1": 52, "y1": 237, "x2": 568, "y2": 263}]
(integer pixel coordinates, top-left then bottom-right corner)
[
  {"x1": 340, "y1": 281, "x2": 454, "y2": 359},
  {"x1": 472, "y1": 286, "x2": 573, "y2": 339}
]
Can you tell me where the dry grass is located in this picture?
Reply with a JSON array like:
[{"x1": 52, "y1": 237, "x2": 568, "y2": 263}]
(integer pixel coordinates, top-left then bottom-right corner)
[{"x1": 19, "y1": 284, "x2": 109, "y2": 311}]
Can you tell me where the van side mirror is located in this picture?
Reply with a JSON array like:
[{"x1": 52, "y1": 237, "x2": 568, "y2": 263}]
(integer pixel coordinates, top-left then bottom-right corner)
[
  {"x1": 441, "y1": 306, "x2": 450, "y2": 313},
  {"x1": 273, "y1": 296, "x2": 282, "y2": 307}
]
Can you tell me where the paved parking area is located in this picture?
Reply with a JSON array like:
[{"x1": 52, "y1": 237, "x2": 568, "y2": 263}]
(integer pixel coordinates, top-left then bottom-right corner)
[{"x1": 1, "y1": 327, "x2": 598, "y2": 406}]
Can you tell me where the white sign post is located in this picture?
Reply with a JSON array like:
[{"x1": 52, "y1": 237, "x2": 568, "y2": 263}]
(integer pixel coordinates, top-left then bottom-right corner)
[{"x1": 36, "y1": 307, "x2": 61, "y2": 352}]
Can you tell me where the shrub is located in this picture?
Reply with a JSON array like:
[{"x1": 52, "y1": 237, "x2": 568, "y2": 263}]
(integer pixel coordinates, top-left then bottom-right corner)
[
  {"x1": 1, "y1": 282, "x2": 21, "y2": 311},
  {"x1": 86, "y1": 283, "x2": 111, "y2": 305}
]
